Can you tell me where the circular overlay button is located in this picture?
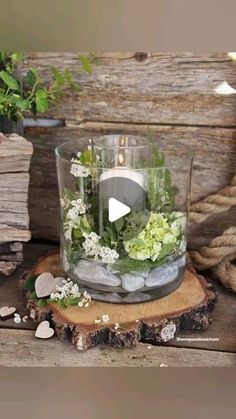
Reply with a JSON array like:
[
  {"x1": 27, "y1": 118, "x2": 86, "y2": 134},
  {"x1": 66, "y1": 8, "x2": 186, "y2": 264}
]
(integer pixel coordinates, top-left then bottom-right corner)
[{"x1": 98, "y1": 176, "x2": 150, "y2": 239}]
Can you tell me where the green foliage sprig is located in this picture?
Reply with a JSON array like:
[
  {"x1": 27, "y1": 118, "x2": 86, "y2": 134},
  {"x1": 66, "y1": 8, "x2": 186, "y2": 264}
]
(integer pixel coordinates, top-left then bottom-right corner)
[
  {"x1": 147, "y1": 131, "x2": 176, "y2": 212},
  {"x1": 0, "y1": 52, "x2": 92, "y2": 121}
]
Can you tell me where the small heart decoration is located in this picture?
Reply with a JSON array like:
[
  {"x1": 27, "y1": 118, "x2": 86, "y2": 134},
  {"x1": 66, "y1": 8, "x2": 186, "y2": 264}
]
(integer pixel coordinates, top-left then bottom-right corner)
[
  {"x1": 35, "y1": 320, "x2": 55, "y2": 339},
  {"x1": 0, "y1": 306, "x2": 16, "y2": 320},
  {"x1": 35, "y1": 272, "x2": 65, "y2": 298}
]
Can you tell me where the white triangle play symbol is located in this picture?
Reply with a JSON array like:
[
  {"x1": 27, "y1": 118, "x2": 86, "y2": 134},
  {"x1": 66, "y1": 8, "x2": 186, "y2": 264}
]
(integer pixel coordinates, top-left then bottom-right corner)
[{"x1": 108, "y1": 197, "x2": 131, "y2": 222}]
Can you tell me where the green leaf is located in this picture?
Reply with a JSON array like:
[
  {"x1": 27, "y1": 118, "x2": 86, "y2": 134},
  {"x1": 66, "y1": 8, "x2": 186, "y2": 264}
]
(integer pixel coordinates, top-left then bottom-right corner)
[
  {"x1": 114, "y1": 217, "x2": 124, "y2": 233},
  {"x1": 80, "y1": 54, "x2": 92, "y2": 74},
  {"x1": 16, "y1": 98, "x2": 30, "y2": 111},
  {"x1": 35, "y1": 89, "x2": 49, "y2": 113},
  {"x1": 113, "y1": 256, "x2": 168, "y2": 275},
  {"x1": 24, "y1": 69, "x2": 37, "y2": 86},
  {"x1": 30, "y1": 291, "x2": 37, "y2": 299},
  {"x1": 158, "y1": 243, "x2": 176, "y2": 260},
  {"x1": 51, "y1": 66, "x2": 65, "y2": 86},
  {"x1": 105, "y1": 226, "x2": 117, "y2": 242},
  {"x1": 10, "y1": 52, "x2": 24, "y2": 64},
  {"x1": 65, "y1": 297, "x2": 80, "y2": 306},
  {"x1": 37, "y1": 299, "x2": 47, "y2": 307},
  {"x1": 103, "y1": 231, "x2": 111, "y2": 243},
  {"x1": 22, "y1": 274, "x2": 39, "y2": 292},
  {"x1": 0, "y1": 70, "x2": 20, "y2": 91},
  {"x1": 72, "y1": 228, "x2": 83, "y2": 240}
]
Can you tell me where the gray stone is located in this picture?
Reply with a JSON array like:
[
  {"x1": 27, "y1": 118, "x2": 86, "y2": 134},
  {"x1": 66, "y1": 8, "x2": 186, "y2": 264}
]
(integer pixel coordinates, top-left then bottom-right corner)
[
  {"x1": 145, "y1": 262, "x2": 178, "y2": 287},
  {"x1": 123, "y1": 292, "x2": 150, "y2": 303},
  {"x1": 90, "y1": 292, "x2": 122, "y2": 303},
  {"x1": 121, "y1": 273, "x2": 145, "y2": 292},
  {"x1": 74, "y1": 259, "x2": 121, "y2": 286}
]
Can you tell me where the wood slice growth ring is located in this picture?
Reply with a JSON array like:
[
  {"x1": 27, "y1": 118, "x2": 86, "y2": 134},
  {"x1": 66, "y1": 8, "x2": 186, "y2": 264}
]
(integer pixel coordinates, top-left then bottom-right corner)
[{"x1": 20, "y1": 252, "x2": 217, "y2": 351}]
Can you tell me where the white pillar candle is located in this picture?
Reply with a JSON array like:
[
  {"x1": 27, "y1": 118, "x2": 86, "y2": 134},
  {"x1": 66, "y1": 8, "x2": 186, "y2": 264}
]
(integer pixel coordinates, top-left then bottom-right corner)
[{"x1": 99, "y1": 167, "x2": 144, "y2": 188}]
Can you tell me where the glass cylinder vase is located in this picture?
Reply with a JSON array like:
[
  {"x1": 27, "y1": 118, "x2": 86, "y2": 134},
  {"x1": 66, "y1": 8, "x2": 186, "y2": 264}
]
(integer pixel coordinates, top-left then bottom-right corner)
[{"x1": 56, "y1": 135, "x2": 193, "y2": 304}]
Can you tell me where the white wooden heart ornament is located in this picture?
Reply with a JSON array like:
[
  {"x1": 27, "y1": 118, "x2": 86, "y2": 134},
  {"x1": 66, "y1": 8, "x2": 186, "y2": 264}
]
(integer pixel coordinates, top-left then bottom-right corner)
[
  {"x1": 35, "y1": 320, "x2": 55, "y2": 339},
  {"x1": 35, "y1": 272, "x2": 65, "y2": 298},
  {"x1": 0, "y1": 306, "x2": 16, "y2": 320}
]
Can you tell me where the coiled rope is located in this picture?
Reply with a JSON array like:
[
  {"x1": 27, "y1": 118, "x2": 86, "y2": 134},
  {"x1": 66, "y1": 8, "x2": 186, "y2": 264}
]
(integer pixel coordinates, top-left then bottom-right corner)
[{"x1": 189, "y1": 174, "x2": 236, "y2": 292}]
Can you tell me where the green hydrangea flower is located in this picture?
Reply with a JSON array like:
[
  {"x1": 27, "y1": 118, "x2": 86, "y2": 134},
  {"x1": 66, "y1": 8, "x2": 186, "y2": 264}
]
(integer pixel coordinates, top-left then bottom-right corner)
[{"x1": 124, "y1": 212, "x2": 184, "y2": 262}]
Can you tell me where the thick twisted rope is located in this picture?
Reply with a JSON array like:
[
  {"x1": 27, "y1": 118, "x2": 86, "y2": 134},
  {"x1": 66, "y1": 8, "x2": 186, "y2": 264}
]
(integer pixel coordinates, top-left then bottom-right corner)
[
  {"x1": 189, "y1": 174, "x2": 236, "y2": 223},
  {"x1": 189, "y1": 174, "x2": 236, "y2": 291}
]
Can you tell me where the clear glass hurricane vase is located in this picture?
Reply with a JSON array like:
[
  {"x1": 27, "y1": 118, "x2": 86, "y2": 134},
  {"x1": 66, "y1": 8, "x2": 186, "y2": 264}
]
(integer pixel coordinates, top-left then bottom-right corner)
[{"x1": 56, "y1": 135, "x2": 193, "y2": 304}]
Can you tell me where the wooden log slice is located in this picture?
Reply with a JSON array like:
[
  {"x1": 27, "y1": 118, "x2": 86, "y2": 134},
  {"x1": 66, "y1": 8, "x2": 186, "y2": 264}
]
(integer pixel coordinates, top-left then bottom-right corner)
[{"x1": 20, "y1": 252, "x2": 217, "y2": 351}]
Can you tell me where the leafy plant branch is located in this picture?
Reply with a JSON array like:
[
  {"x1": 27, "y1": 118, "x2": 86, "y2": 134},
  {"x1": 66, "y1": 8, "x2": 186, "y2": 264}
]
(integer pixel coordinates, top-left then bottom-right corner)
[{"x1": 0, "y1": 52, "x2": 93, "y2": 121}]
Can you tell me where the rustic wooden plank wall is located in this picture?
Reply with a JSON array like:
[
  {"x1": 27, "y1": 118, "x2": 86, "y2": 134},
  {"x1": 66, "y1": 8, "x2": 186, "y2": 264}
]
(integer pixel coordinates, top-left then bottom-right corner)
[{"x1": 23, "y1": 53, "x2": 236, "y2": 244}]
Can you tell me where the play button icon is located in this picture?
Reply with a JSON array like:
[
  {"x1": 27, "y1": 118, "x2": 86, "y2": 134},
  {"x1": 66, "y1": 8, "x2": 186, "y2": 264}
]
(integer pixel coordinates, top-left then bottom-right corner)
[
  {"x1": 91, "y1": 172, "x2": 150, "y2": 240},
  {"x1": 108, "y1": 197, "x2": 131, "y2": 222}
]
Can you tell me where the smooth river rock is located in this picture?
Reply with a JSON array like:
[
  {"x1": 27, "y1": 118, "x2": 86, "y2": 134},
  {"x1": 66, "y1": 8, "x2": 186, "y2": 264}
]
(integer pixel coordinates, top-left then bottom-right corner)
[
  {"x1": 90, "y1": 292, "x2": 123, "y2": 303},
  {"x1": 122, "y1": 292, "x2": 150, "y2": 303},
  {"x1": 74, "y1": 259, "x2": 121, "y2": 286},
  {"x1": 145, "y1": 262, "x2": 179, "y2": 287},
  {"x1": 121, "y1": 273, "x2": 145, "y2": 292}
]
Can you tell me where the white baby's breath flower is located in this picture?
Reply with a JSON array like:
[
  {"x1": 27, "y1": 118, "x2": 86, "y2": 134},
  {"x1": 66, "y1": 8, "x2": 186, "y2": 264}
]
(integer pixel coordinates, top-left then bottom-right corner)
[
  {"x1": 50, "y1": 277, "x2": 91, "y2": 309},
  {"x1": 70, "y1": 162, "x2": 90, "y2": 178},
  {"x1": 101, "y1": 314, "x2": 110, "y2": 323},
  {"x1": 114, "y1": 322, "x2": 120, "y2": 330},
  {"x1": 94, "y1": 318, "x2": 101, "y2": 324},
  {"x1": 82, "y1": 232, "x2": 119, "y2": 264},
  {"x1": 30, "y1": 309, "x2": 36, "y2": 320},
  {"x1": 13, "y1": 313, "x2": 21, "y2": 324},
  {"x1": 87, "y1": 145, "x2": 92, "y2": 151}
]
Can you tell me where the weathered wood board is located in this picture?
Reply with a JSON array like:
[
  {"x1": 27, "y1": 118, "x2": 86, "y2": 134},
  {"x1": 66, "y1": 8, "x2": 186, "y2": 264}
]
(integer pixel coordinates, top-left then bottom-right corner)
[
  {"x1": 1, "y1": 328, "x2": 235, "y2": 367},
  {"x1": 20, "y1": 252, "x2": 216, "y2": 351},
  {"x1": 0, "y1": 133, "x2": 33, "y2": 274},
  {"x1": 23, "y1": 52, "x2": 236, "y2": 126}
]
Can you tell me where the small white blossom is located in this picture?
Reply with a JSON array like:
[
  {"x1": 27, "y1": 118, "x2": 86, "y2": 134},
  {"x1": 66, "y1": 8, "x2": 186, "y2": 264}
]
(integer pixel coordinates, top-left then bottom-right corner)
[
  {"x1": 13, "y1": 313, "x2": 21, "y2": 324},
  {"x1": 114, "y1": 322, "x2": 120, "y2": 330},
  {"x1": 30, "y1": 309, "x2": 36, "y2": 320},
  {"x1": 94, "y1": 314, "x2": 110, "y2": 325},
  {"x1": 101, "y1": 314, "x2": 110, "y2": 323},
  {"x1": 70, "y1": 162, "x2": 90, "y2": 178},
  {"x1": 82, "y1": 232, "x2": 119, "y2": 264},
  {"x1": 23, "y1": 315, "x2": 28, "y2": 323},
  {"x1": 50, "y1": 278, "x2": 91, "y2": 309},
  {"x1": 87, "y1": 145, "x2": 92, "y2": 151}
]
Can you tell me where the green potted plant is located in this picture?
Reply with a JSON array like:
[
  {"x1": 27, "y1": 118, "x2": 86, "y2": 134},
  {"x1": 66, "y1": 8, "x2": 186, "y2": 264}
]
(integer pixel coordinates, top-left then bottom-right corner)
[{"x1": 0, "y1": 52, "x2": 92, "y2": 134}]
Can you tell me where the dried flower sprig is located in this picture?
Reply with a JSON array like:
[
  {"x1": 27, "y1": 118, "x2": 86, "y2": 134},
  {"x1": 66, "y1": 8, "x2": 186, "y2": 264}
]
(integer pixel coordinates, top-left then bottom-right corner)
[{"x1": 49, "y1": 279, "x2": 91, "y2": 309}]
